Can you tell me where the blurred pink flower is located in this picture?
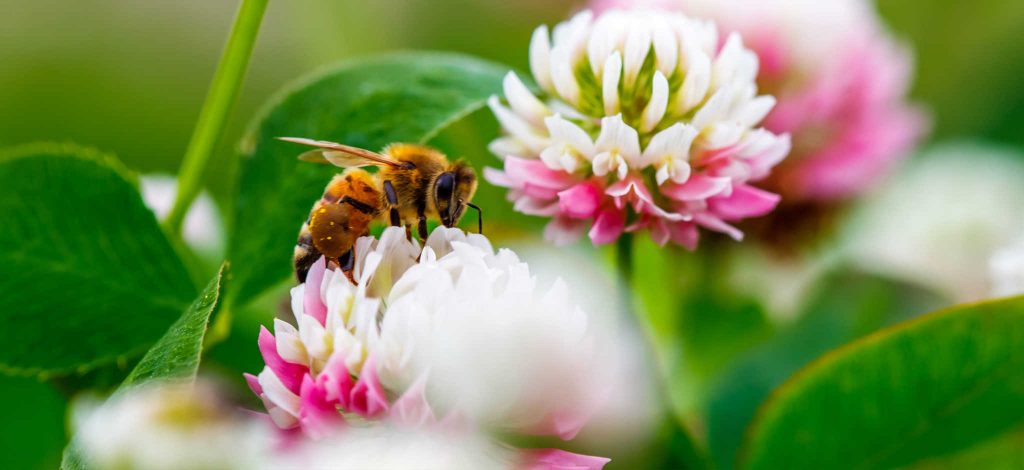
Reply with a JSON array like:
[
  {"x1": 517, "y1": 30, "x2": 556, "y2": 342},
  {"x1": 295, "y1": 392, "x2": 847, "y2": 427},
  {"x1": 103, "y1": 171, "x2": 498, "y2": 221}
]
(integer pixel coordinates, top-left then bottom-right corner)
[
  {"x1": 487, "y1": 9, "x2": 789, "y2": 248},
  {"x1": 594, "y1": 0, "x2": 926, "y2": 201},
  {"x1": 247, "y1": 228, "x2": 610, "y2": 468}
]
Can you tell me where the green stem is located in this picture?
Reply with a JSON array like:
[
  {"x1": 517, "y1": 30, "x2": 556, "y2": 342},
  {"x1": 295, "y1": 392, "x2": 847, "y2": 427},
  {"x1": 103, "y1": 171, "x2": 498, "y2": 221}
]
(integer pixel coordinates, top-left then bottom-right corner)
[
  {"x1": 164, "y1": 0, "x2": 268, "y2": 234},
  {"x1": 616, "y1": 234, "x2": 711, "y2": 469}
]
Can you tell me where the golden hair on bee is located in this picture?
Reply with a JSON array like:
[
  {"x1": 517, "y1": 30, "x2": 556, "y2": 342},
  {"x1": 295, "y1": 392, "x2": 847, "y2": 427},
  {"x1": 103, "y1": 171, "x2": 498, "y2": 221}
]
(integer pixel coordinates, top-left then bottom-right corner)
[{"x1": 280, "y1": 137, "x2": 482, "y2": 282}]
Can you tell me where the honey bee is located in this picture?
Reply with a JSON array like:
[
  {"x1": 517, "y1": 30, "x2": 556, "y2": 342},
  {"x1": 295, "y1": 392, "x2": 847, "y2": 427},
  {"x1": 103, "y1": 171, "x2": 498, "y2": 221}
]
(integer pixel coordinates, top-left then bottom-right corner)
[{"x1": 281, "y1": 137, "x2": 481, "y2": 282}]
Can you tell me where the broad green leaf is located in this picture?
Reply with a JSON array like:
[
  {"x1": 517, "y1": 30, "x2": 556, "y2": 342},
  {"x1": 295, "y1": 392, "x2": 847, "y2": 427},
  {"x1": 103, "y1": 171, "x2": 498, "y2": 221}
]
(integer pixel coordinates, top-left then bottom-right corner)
[
  {"x1": 740, "y1": 295, "x2": 1024, "y2": 470},
  {"x1": 706, "y1": 269, "x2": 944, "y2": 469},
  {"x1": 121, "y1": 263, "x2": 226, "y2": 388},
  {"x1": 62, "y1": 266, "x2": 225, "y2": 470},
  {"x1": 0, "y1": 144, "x2": 196, "y2": 376},
  {"x1": 0, "y1": 376, "x2": 66, "y2": 470},
  {"x1": 228, "y1": 52, "x2": 507, "y2": 305}
]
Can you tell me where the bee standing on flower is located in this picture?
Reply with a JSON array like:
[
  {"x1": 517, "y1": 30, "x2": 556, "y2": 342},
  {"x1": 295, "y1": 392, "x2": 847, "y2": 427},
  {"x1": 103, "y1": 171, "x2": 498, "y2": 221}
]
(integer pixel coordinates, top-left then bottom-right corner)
[{"x1": 281, "y1": 137, "x2": 481, "y2": 281}]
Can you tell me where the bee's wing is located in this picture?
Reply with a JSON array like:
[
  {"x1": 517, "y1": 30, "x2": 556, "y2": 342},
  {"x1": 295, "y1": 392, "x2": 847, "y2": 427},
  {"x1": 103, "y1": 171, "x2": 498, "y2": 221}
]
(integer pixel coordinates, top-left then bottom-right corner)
[{"x1": 279, "y1": 136, "x2": 404, "y2": 168}]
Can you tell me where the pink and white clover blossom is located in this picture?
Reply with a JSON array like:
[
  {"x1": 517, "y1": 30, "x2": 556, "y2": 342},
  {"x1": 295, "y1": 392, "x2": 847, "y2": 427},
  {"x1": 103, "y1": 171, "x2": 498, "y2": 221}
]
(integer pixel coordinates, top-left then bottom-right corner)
[
  {"x1": 248, "y1": 227, "x2": 610, "y2": 468},
  {"x1": 609, "y1": 0, "x2": 927, "y2": 202},
  {"x1": 487, "y1": 8, "x2": 790, "y2": 248}
]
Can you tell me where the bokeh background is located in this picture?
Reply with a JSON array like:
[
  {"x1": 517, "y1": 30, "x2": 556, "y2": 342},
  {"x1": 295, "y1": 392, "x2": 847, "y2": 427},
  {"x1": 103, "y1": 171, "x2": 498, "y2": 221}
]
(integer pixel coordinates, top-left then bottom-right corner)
[{"x1": 3, "y1": 0, "x2": 1024, "y2": 468}]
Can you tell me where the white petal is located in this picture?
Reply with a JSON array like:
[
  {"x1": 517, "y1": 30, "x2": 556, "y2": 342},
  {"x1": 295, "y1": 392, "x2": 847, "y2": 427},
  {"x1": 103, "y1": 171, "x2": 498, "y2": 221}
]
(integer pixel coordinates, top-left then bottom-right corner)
[
  {"x1": 592, "y1": 152, "x2": 611, "y2": 176},
  {"x1": 529, "y1": 25, "x2": 554, "y2": 93},
  {"x1": 700, "y1": 121, "x2": 745, "y2": 149},
  {"x1": 622, "y1": 27, "x2": 651, "y2": 88},
  {"x1": 617, "y1": 159, "x2": 629, "y2": 180},
  {"x1": 712, "y1": 32, "x2": 743, "y2": 90},
  {"x1": 642, "y1": 122, "x2": 698, "y2": 164},
  {"x1": 641, "y1": 71, "x2": 670, "y2": 133},
  {"x1": 487, "y1": 96, "x2": 547, "y2": 151},
  {"x1": 298, "y1": 313, "x2": 329, "y2": 361},
  {"x1": 651, "y1": 17, "x2": 678, "y2": 76},
  {"x1": 273, "y1": 319, "x2": 306, "y2": 365},
  {"x1": 595, "y1": 114, "x2": 641, "y2": 162},
  {"x1": 487, "y1": 136, "x2": 527, "y2": 158},
  {"x1": 669, "y1": 160, "x2": 692, "y2": 184},
  {"x1": 545, "y1": 114, "x2": 595, "y2": 156},
  {"x1": 588, "y1": 14, "x2": 624, "y2": 77},
  {"x1": 656, "y1": 165, "x2": 671, "y2": 185},
  {"x1": 676, "y1": 43, "x2": 711, "y2": 114},
  {"x1": 258, "y1": 367, "x2": 300, "y2": 418},
  {"x1": 602, "y1": 51, "x2": 622, "y2": 116},
  {"x1": 550, "y1": 46, "x2": 581, "y2": 107},
  {"x1": 736, "y1": 95, "x2": 776, "y2": 127},
  {"x1": 503, "y1": 72, "x2": 548, "y2": 126},
  {"x1": 691, "y1": 82, "x2": 735, "y2": 130}
]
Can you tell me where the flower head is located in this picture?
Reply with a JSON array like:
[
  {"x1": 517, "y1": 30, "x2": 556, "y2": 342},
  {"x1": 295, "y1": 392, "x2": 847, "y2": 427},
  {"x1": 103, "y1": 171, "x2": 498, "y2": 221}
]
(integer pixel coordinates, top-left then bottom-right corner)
[
  {"x1": 991, "y1": 238, "x2": 1024, "y2": 298},
  {"x1": 487, "y1": 9, "x2": 789, "y2": 248},
  {"x1": 248, "y1": 227, "x2": 610, "y2": 467},
  {"x1": 675, "y1": 0, "x2": 927, "y2": 202},
  {"x1": 75, "y1": 381, "x2": 270, "y2": 470}
]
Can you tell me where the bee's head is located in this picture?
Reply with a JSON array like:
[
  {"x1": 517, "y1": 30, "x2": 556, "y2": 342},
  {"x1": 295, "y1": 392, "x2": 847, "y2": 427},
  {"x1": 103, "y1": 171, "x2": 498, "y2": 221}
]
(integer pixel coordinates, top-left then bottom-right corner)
[{"x1": 434, "y1": 161, "x2": 480, "y2": 231}]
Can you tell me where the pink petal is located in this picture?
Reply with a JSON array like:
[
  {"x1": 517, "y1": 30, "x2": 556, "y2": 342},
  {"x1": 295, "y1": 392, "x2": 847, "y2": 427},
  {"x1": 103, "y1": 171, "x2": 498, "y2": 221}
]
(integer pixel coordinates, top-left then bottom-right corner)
[
  {"x1": 258, "y1": 326, "x2": 307, "y2": 394},
  {"x1": 303, "y1": 257, "x2": 328, "y2": 325},
  {"x1": 588, "y1": 208, "x2": 626, "y2": 245},
  {"x1": 389, "y1": 375, "x2": 436, "y2": 427},
  {"x1": 299, "y1": 375, "x2": 343, "y2": 440},
  {"x1": 518, "y1": 449, "x2": 611, "y2": 470},
  {"x1": 244, "y1": 372, "x2": 263, "y2": 396},
  {"x1": 316, "y1": 352, "x2": 354, "y2": 408},
  {"x1": 557, "y1": 181, "x2": 603, "y2": 219},
  {"x1": 484, "y1": 167, "x2": 515, "y2": 188},
  {"x1": 544, "y1": 217, "x2": 588, "y2": 246},
  {"x1": 504, "y1": 156, "x2": 577, "y2": 191},
  {"x1": 349, "y1": 356, "x2": 389, "y2": 418},
  {"x1": 667, "y1": 221, "x2": 699, "y2": 250},
  {"x1": 694, "y1": 213, "x2": 743, "y2": 241},
  {"x1": 709, "y1": 185, "x2": 781, "y2": 220},
  {"x1": 661, "y1": 175, "x2": 732, "y2": 202}
]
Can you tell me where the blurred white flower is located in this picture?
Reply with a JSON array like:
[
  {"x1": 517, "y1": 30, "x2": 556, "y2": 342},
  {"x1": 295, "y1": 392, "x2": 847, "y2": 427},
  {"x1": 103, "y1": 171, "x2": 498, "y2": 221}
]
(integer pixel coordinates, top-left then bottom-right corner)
[
  {"x1": 990, "y1": 238, "x2": 1024, "y2": 298},
  {"x1": 140, "y1": 174, "x2": 224, "y2": 256},
  {"x1": 375, "y1": 229, "x2": 612, "y2": 439},
  {"x1": 75, "y1": 381, "x2": 270, "y2": 470},
  {"x1": 271, "y1": 426, "x2": 511, "y2": 470},
  {"x1": 843, "y1": 143, "x2": 1024, "y2": 301}
]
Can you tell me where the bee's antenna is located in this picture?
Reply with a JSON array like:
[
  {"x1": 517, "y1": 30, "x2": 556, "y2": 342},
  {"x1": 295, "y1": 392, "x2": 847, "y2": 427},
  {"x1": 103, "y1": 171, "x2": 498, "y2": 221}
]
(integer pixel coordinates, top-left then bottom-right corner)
[{"x1": 467, "y1": 202, "x2": 483, "y2": 234}]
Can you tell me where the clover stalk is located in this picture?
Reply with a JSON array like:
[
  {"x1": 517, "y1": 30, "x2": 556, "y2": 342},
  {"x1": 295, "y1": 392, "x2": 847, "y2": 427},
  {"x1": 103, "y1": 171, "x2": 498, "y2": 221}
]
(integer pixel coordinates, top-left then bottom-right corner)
[{"x1": 164, "y1": 0, "x2": 268, "y2": 235}]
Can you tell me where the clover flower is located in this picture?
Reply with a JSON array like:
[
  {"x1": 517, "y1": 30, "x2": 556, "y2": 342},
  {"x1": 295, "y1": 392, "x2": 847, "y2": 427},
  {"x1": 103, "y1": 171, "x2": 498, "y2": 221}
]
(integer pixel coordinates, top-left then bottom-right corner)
[
  {"x1": 486, "y1": 8, "x2": 790, "y2": 248},
  {"x1": 248, "y1": 227, "x2": 610, "y2": 468},
  {"x1": 75, "y1": 381, "x2": 271, "y2": 470},
  {"x1": 668, "y1": 0, "x2": 926, "y2": 202},
  {"x1": 990, "y1": 239, "x2": 1024, "y2": 298},
  {"x1": 844, "y1": 144, "x2": 1024, "y2": 301}
]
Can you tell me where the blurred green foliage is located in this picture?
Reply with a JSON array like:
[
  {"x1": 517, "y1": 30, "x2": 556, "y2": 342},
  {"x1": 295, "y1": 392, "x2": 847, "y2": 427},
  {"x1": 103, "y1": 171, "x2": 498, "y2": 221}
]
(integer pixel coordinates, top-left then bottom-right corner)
[{"x1": 2, "y1": 1, "x2": 1023, "y2": 469}]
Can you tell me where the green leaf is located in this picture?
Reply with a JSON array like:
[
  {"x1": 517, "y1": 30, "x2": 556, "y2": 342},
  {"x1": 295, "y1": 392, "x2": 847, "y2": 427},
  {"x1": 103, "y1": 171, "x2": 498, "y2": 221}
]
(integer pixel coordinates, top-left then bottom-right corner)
[
  {"x1": 706, "y1": 269, "x2": 944, "y2": 469},
  {"x1": 740, "y1": 295, "x2": 1024, "y2": 470},
  {"x1": 0, "y1": 144, "x2": 196, "y2": 377},
  {"x1": 228, "y1": 51, "x2": 508, "y2": 305},
  {"x1": 121, "y1": 263, "x2": 226, "y2": 388},
  {"x1": 61, "y1": 266, "x2": 225, "y2": 470}
]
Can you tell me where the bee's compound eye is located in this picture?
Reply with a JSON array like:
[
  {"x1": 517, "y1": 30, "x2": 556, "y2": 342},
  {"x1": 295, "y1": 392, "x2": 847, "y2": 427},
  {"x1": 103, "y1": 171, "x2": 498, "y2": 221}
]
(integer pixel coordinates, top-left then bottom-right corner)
[{"x1": 436, "y1": 172, "x2": 455, "y2": 203}]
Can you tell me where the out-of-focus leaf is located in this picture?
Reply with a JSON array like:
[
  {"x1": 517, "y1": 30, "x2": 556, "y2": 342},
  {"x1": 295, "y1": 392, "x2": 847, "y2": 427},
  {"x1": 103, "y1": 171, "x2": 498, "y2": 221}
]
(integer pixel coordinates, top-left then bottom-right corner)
[
  {"x1": 228, "y1": 52, "x2": 507, "y2": 305},
  {"x1": 739, "y1": 294, "x2": 1024, "y2": 469},
  {"x1": 0, "y1": 376, "x2": 66, "y2": 470},
  {"x1": 907, "y1": 426, "x2": 1024, "y2": 470},
  {"x1": 62, "y1": 265, "x2": 225, "y2": 470},
  {"x1": 706, "y1": 269, "x2": 944, "y2": 469},
  {"x1": 0, "y1": 144, "x2": 196, "y2": 377}
]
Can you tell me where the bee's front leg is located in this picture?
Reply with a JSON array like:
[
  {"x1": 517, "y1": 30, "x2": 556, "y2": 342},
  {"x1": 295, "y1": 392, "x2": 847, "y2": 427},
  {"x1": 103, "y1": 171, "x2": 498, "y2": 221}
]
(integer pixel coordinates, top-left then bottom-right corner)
[{"x1": 417, "y1": 211, "x2": 428, "y2": 240}]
